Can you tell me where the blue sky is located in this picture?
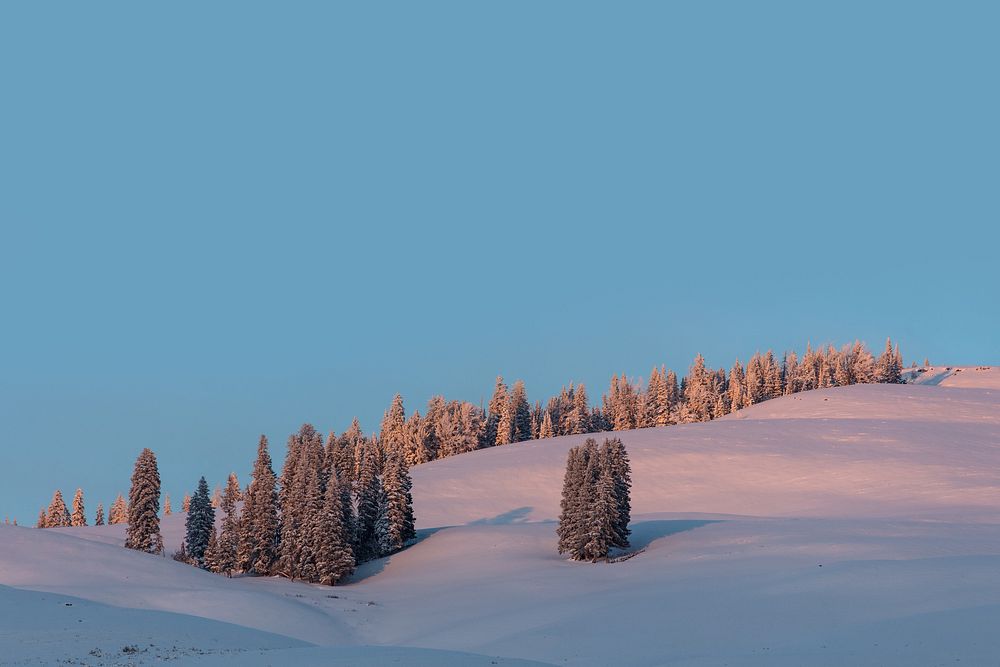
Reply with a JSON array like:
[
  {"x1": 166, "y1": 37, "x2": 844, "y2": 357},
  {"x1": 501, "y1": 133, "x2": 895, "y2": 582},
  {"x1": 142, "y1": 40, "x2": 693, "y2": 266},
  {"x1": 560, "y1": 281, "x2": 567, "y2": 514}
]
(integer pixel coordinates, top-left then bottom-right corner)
[{"x1": 1, "y1": 2, "x2": 997, "y2": 524}]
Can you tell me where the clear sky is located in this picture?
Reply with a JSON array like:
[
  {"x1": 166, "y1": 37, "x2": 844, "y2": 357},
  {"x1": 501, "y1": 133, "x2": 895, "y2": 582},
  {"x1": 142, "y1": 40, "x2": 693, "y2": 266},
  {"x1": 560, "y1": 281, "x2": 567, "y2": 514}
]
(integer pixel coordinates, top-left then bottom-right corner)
[{"x1": 1, "y1": 2, "x2": 997, "y2": 525}]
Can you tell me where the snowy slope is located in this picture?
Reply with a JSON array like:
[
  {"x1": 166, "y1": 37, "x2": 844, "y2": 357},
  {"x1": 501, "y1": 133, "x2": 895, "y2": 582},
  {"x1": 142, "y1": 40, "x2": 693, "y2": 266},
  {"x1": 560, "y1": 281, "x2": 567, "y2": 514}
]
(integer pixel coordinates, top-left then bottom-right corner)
[
  {"x1": 4, "y1": 379, "x2": 1000, "y2": 665},
  {"x1": 903, "y1": 364, "x2": 1000, "y2": 389}
]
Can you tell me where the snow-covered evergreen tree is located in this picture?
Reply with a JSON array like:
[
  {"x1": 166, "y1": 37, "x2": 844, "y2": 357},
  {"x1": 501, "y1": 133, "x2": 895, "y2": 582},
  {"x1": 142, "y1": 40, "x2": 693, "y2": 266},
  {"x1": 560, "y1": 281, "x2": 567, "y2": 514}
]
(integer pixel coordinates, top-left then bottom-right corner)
[
  {"x1": 182, "y1": 494, "x2": 191, "y2": 513},
  {"x1": 203, "y1": 527, "x2": 224, "y2": 574},
  {"x1": 94, "y1": 503, "x2": 105, "y2": 526},
  {"x1": 238, "y1": 435, "x2": 279, "y2": 576},
  {"x1": 484, "y1": 376, "x2": 508, "y2": 447},
  {"x1": 215, "y1": 472, "x2": 241, "y2": 576},
  {"x1": 163, "y1": 494, "x2": 172, "y2": 516},
  {"x1": 125, "y1": 448, "x2": 163, "y2": 554},
  {"x1": 36, "y1": 508, "x2": 46, "y2": 528},
  {"x1": 510, "y1": 380, "x2": 532, "y2": 443},
  {"x1": 379, "y1": 394, "x2": 407, "y2": 460},
  {"x1": 314, "y1": 468, "x2": 356, "y2": 585},
  {"x1": 184, "y1": 476, "x2": 215, "y2": 565},
  {"x1": 381, "y1": 455, "x2": 416, "y2": 553},
  {"x1": 539, "y1": 410, "x2": 555, "y2": 439},
  {"x1": 109, "y1": 494, "x2": 128, "y2": 525},
  {"x1": 354, "y1": 440, "x2": 383, "y2": 562},
  {"x1": 46, "y1": 490, "x2": 70, "y2": 528},
  {"x1": 71, "y1": 488, "x2": 87, "y2": 527}
]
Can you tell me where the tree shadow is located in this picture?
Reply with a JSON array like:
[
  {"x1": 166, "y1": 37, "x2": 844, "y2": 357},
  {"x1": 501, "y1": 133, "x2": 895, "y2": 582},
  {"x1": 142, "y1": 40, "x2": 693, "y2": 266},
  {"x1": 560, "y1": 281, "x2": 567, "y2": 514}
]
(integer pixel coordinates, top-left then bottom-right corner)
[
  {"x1": 469, "y1": 506, "x2": 534, "y2": 525},
  {"x1": 626, "y1": 519, "x2": 721, "y2": 551},
  {"x1": 342, "y1": 526, "x2": 450, "y2": 584}
]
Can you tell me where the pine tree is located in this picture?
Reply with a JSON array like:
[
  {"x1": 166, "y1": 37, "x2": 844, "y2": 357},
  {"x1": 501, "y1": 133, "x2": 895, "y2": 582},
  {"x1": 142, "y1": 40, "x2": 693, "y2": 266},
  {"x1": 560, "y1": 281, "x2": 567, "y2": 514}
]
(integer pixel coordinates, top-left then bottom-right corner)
[
  {"x1": 583, "y1": 465, "x2": 618, "y2": 562},
  {"x1": 484, "y1": 376, "x2": 509, "y2": 447},
  {"x1": 510, "y1": 380, "x2": 532, "y2": 443},
  {"x1": 110, "y1": 494, "x2": 128, "y2": 525},
  {"x1": 46, "y1": 490, "x2": 70, "y2": 527},
  {"x1": 184, "y1": 476, "x2": 215, "y2": 565},
  {"x1": 182, "y1": 494, "x2": 191, "y2": 513},
  {"x1": 314, "y1": 468, "x2": 356, "y2": 585},
  {"x1": 125, "y1": 448, "x2": 163, "y2": 554},
  {"x1": 382, "y1": 455, "x2": 416, "y2": 553},
  {"x1": 603, "y1": 438, "x2": 632, "y2": 549},
  {"x1": 216, "y1": 472, "x2": 241, "y2": 576},
  {"x1": 204, "y1": 527, "x2": 224, "y2": 573},
  {"x1": 495, "y1": 395, "x2": 514, "y2": 446},
  {"x1": 728, "y1": 360, "x2": 745, "y2": 412},
  {"x1": 354, "y1": 440, "x2": 383, "y2": 563},
  {"x1": 163, "y1": 494, "x2": 172, "y2": 516},
  {"x1": 557, "y1": 438, "x2": 631, "y2": 561},
  {"x1": 36, "y1": 508, "x2": 46, "y2": 528},
  {"x1": 71, "y1": 488, "x2": 87, "y2": 527},
  {"x1": 379, "y1": 394, "x2": 407, "y2": 460},
  {"x1": 95, "y1": 503, "x2": 105, "y2": 526},
  {"x1": 539, "y1": 411, "x2": 555, "y2": 439},
  {"x1": 238, "y1": 435, "x2": 279, "y2": 576},
  {"x1": 557, "y1": 444, "x2": 588, "y2": 557}
]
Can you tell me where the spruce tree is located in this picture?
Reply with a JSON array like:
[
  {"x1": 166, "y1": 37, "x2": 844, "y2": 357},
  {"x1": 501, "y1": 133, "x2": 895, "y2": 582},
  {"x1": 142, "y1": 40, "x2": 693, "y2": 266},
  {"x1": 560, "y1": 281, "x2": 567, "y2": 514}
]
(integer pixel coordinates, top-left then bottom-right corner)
[
  {"x1": 71, "y1": 488, "x2": 87, "y2": 527},
  {"x1": 46, "y1": 490, "x2": 70, "y2": 527},
  {"x1": 216, "y1": 472, "x2": 241, "y2": 576},
  {"x1": 380, "y1": 394, "x2": 407, "y2": 460},
  {"x1": 182, "y1": 494, "x2": 191, "y2": 512},
  {"x1": 184, "y1": 476, "x2": 215, "y2": 565},
  {"x1": 203, "y1": 527, "x2": 224, "y2": 574},
  {"x1": 95, "y1": 503, "x2": 105, "y2": 526},
  {"x1": 382, "y1": 455, "x2": 416, "y2": 553},
  {"x1": 539, "y1": 411, "x2": 555, "y2": 439},
  {"x1": 36, "y1": 508, "x2": 46, "y2": 528},
  {"x1": 163, "y1": 494, "x2": 172, "y2": 516},
  {"x1": 238, "y1": 435, "x2": 279, "y2": 576},
  {"x1": 314, "y1": 468, "x2": 356, "y2": 585},
  {"x1": 510, "y1": 380, "x2": 533, "y2": 442},
  {"x1": 125, "y1": 448, "x2": 163, "y2": 554},
  {"x1": 484, "y1": 376, "x2": 509, "y2": 447},
  {"x1": 354, "y1": 440, "x2": 383, "y2": 562},
  {"x1": 110, "y1": 494, "x2": 128, "y2": 524}
]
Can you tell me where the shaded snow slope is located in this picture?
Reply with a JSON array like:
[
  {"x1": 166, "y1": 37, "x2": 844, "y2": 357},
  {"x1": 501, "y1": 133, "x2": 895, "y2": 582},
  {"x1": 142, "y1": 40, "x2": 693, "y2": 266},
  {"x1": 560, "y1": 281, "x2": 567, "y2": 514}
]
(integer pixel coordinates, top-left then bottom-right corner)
[
  {"x1": 411, "y1": 383, "x2": 1000, "y2": 527},
  {"x1": 5, "y1": 380, "x2": 1000, "y2": 665}
]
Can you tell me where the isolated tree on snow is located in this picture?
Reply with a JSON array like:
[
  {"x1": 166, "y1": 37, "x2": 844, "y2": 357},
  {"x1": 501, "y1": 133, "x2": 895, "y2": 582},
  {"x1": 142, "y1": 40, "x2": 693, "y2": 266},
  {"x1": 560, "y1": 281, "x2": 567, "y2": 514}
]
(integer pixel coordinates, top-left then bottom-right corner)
[
  {"x1": 184, "y1": 476, "x2": 215, "y2": 565},
  {"x1": 557, "y1": 438, "x2": 631, "y2": 561},
  {"x1": 95, "y1": 503, "x2": 105, "y2": 526},
  {"x1": 125, "y1": 448, "x2": 164, "y2": 554},
  {"x1": 71, "y1": 488, "x2": 87, "y2": 527},
  {"x1": 36, "y1": 508, "x2": 47, "y2": 528}
]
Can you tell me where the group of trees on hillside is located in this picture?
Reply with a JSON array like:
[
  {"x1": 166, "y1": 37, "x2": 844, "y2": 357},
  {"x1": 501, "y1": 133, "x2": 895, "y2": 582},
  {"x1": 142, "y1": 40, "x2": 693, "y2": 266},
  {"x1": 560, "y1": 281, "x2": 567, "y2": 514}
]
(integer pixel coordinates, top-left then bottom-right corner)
[
  {"x1": 362, "y1": 338, "x2": 904, "y2": 470},
  {"x1": 36, "y1": 488, "x2": 132, "y2": 529},
  {"x1": 171, "y1": 424, "x2": 415, "y2": 586},
  {"x1": 557, "y1": 438, "x2": 632, "y2": 562}
]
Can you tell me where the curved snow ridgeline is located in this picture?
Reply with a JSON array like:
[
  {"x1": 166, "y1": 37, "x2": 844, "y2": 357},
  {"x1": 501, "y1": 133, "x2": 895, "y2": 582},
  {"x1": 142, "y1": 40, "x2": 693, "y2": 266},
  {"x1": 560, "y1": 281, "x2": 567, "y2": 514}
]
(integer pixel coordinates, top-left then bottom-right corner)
[{"x1": 2, "y1": 369, "x2": 1000, "y2": 665}]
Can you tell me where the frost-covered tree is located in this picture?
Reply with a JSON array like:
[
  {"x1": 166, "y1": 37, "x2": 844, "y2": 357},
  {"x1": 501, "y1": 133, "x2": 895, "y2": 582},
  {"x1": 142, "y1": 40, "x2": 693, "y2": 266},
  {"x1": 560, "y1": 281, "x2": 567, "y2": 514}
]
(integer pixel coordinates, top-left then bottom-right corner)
[
  {"x1": 539, "y1": 410, "x2": 555, "y2": 439},
  {"x1": 379, "y1": 394, "x2": 407, "y2": 460},
  {"x1": 314, "y1": 469, "x2": 355, "y2": 585},
  {"x1": 354, "y1": 440, "x2": 383, "y2": 562},
  {"x1": 71, "y1": 488, "x2": 87, "y2": 527},
  {"x1": 94, "y1": 503, "x2": 105, "y2": 526},
  {"x1": 182, "y1": 494, "x2": 191, "y2": 513},
  {"x1": 214, "y1": 472, "x2": 241, "y2": 576},
  {"x1": 203, "y1": 527, "x2": 224, "y2": 574},
  {"x1": 495, "y1": 394, "x2": 514, "y2": 446},
  {"x1": 109, "y1": 494, "x2": 128, "y2": 525},
  {"x1": 510, "y1": 380, "x2": 532, "y2": 443},
  {"x1": 184, "y1": 476, "x2": 215, "y2": 565},
  {"x1": 238, "y1": 435, "x2": 279, "y2": 576},
  {"x1": 557, "y1": 438, "x2": 631, "y2": 561},
  {"x1": 46, "y1": 490, "x2": 70, "y2": 528},
  {"x1": 163, "y1": 494, "x2": 172, "y2": 516},
  {"x1": 125, "y1": 448, "x2": 163, "y2": 554},
  {"x1": 484, "y1": 376, "x2": 509, "y2": 447},
  {"x1": 381, "y1": 455, "x2": 416, "y2": 553},
  {"x1": 36, "y1": 508, "x2": 46, "y2": 528}
]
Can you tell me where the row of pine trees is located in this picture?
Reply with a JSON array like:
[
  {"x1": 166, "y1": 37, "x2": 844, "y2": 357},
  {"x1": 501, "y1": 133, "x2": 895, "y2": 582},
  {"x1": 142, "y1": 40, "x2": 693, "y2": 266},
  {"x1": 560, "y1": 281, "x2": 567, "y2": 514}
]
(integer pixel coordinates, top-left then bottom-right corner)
[{"x1": 370, "y1": 338, "x2": 906, "y2": 468}]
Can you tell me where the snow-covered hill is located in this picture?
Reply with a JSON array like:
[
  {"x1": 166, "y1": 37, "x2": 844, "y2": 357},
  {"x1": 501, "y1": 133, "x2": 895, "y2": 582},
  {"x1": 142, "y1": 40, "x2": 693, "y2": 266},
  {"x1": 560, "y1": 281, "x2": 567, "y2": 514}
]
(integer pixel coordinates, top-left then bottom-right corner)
[{"x1": 3, "y1": 377, "x2": 1000, "y2": 665}]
